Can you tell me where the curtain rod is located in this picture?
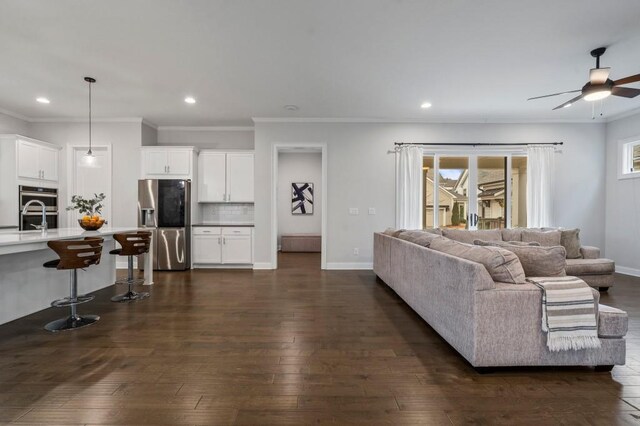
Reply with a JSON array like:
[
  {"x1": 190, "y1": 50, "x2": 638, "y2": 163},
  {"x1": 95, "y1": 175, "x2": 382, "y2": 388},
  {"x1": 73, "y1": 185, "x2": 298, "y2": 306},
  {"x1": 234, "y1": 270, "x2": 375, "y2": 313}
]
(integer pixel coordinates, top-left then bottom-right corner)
[{"x1": 394, "y1": 142, "x2": 563, "y2": 147}]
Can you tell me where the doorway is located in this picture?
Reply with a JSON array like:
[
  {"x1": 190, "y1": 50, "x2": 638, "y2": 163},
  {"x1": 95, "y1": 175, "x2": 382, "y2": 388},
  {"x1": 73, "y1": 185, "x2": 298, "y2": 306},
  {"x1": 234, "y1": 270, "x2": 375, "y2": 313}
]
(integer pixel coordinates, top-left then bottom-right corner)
[{"x1": 271, "y1": 144, "x2": 327, "y2": 270}]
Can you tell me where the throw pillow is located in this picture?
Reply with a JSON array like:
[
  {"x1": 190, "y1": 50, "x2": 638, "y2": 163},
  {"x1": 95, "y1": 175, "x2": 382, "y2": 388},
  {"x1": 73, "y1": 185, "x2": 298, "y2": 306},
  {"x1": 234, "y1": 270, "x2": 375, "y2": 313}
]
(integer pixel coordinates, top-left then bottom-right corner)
[
  {"x1": 397, "y1": 230, "x2": 440, "y2": 247},
  {"x1": 382, "y1": 228, "x2": 405, "y2": 238},
  {"x1": 560, "y1": 228, "x2": 583, "y2": 259},
  {"x1": 521, "y1": 229, "x2": 562, "y2": 247},
  {"x1": 474, "y1": 239, "x2": 540, "y2": 247},
  {"x1": 429, "y1": 237, "x2": 526, "y2": 284},
  {"x1": 474, "y1": 240, "x2": 567, "y2": 277},
  {"x1": 441, "y1": 228, "x2": 502, "y2": 245}
]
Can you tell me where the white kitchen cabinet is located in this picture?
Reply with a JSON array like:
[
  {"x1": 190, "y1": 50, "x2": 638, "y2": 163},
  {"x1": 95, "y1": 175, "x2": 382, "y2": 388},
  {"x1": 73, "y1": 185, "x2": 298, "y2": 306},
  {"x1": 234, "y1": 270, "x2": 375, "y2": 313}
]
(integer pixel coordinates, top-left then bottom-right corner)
[
  {"x1": 198, "y1": 152, "x2": 226, "y2": 202},
  {"x1": 140, "y1": 147, "x2": 197, "y2": 179},
  {"x1": 226, "y1": 153, "x2": 254, "y2": 202},
  {"x1": 16, "y1": 139, "x2": 59, "y2": 182},
  {"x1": 193, "y1": 233, "x2": 222, "y2": 263},
  {"x1": 197, "y1": 151, "x2": 254, "y2": 203},
  {"x1": 192, "y1": 226, "x2": 253, "y2": 266}
]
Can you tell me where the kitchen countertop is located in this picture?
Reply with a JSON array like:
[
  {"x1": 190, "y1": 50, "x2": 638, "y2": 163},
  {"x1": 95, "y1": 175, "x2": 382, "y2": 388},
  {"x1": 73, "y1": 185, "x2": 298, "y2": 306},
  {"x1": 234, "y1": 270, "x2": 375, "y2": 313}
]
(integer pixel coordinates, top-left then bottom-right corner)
[
  {"x1": 0, "y1": 227, "x2": 141, "y2": 255},
  {"x1": 192, "y1": 223, "x2": 254, "y2": 227}
]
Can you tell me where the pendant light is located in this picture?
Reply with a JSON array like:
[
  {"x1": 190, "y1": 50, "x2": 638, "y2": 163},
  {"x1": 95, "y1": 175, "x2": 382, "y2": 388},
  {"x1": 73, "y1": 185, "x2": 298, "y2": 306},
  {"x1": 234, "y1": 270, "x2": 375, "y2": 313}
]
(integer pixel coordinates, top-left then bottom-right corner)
[{"x1": 81, "y1": 77, "x2": 97, "y2": 167}]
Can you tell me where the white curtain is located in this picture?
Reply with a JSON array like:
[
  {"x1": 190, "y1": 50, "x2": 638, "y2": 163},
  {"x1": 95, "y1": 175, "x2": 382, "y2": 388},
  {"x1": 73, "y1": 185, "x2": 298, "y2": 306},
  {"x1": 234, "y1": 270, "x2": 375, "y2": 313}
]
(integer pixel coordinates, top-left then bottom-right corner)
[
  {"x1": 527, "y1": 145, "x2": 556, "y2": 227},
  {"x1": 396, "y1": 145, "x2": 423, "y2": 229}
]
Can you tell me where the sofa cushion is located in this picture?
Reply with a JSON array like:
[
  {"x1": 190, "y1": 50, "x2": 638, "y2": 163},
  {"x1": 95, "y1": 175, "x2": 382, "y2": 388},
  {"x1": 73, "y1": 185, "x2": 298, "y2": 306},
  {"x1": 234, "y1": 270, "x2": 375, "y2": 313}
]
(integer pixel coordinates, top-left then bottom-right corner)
[
  {"x1": 474, "y1": 239, "x2": 540, "y2": 247},
  {"x1": 565, "y1": 258, "x2": 615, "y2": 276},
  {"x1": 598, "y1": 304, "x2": 628, "y2": 338},
  {"x1": 429, "y1": 237, "x2": 526, "y2": 284},
  {"x1": 397, "y1": 230, "x2": 440, "y2": 247},
  {"x1": 441, "y1": 228, "x2": 502, "y2": 245},
  {"x1": 382, "y1": 228, "x2": 405, "y2": 237},
  {"x1": 501, "y1": 228, "x2": 524, "y2": 242},
  {"x1": 560, "y1": 228, "x2": 583, "y2": 259},
  {"x1": 474, "y1": 240, "x2": 566, "y2": 277},
  {"x1": 521, "y1": 229, "x2": 562, "y2": 247}
]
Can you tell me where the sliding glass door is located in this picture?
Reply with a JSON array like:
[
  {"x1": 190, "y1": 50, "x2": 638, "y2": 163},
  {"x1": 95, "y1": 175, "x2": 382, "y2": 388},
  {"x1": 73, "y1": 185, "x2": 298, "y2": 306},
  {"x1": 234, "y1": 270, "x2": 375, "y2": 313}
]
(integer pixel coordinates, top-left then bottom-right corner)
[{"x1": 422, "y1": 152, "x2": 527, "y2": 230}]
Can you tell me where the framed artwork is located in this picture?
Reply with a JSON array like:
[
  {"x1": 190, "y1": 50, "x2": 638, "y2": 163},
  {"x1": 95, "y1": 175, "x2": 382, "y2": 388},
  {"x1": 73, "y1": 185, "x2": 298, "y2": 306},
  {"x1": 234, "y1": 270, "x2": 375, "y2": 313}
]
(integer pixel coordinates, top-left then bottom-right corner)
[{"x1": 292, "y1": 182, "x2": 314, "y2": 215}]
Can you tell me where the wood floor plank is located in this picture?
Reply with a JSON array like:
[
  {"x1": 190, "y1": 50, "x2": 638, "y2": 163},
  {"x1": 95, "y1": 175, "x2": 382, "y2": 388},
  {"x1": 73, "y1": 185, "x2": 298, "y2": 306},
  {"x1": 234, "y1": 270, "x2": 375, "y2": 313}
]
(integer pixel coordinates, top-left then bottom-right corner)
[{"x1": 0, "y1": 256, "x2": 639, "y2": 424}]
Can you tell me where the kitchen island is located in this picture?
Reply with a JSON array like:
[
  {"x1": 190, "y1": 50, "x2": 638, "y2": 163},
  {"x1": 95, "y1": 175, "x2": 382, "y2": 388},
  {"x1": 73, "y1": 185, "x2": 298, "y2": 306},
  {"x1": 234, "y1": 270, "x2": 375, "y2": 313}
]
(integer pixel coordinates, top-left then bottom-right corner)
[{"x1": 0, "y1": 227, "x2": 152, "y2": 325}]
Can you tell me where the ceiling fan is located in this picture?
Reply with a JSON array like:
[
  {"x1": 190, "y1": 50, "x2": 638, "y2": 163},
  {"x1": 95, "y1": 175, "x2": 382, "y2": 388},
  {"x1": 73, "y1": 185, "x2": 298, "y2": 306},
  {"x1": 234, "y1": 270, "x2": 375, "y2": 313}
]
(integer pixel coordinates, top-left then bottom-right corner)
[{"x1": 528, "y1": 47, "x2": 640, "y2": 110}]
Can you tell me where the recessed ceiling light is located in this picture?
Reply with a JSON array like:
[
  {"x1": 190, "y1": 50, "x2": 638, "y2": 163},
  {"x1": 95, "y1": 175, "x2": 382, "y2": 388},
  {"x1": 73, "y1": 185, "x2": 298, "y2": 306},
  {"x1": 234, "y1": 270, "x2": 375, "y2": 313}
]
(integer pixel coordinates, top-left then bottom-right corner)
[
  {"x1": 284, "y1": 105, "x2": 299, "y2": 111},
  {"x1": 36, "y1": 97, "x2": 50, "y2": 104},
  {"x1": 420, "y1": 102, "x2": 432, "y2": 109},
  {"x1": 184, "y1": 96, "x2": 196, "y2": 104}
]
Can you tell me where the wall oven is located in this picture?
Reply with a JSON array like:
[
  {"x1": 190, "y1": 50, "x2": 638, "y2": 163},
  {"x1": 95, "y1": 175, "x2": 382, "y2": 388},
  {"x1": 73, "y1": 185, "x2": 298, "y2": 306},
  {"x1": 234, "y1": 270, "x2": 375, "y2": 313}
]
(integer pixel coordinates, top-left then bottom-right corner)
[{"x1": 19, "y1": 186, "x2": 58, "y2": 230}]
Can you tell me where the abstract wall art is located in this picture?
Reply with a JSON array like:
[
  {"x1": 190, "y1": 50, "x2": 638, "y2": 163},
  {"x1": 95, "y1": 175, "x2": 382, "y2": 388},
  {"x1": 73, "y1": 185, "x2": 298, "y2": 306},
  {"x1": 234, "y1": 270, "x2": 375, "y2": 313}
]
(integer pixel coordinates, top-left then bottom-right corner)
[{"x1": 292, "y1": 182, "x2": 314, "y2": 215}]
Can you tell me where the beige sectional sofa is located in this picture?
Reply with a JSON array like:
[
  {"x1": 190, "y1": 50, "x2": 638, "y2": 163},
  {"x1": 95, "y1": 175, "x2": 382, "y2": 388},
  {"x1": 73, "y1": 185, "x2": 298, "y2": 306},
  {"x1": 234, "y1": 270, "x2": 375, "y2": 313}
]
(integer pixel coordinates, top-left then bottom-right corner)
[{"x1": 373, "y1": 229, "x2": 627, "y2": 369}]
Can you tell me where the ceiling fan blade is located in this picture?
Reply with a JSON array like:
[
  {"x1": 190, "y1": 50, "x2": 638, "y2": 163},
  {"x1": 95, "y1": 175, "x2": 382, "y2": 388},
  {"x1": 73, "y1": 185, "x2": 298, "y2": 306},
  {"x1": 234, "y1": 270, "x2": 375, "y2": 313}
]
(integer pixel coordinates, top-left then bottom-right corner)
[
  {"x1": 612, "y1": 86, "x2": 640, "y2": 98},
  {"x1": 552, "y1": 94, "x2": 584, "y2": 110},
  {"x1": 614, "y1": 74, "x2": 640, "y2": 86},
  {"x1": 589, "y1": 67, "x2": 611, "y2": 84},
  {"x1": 527, "y1": 89, "x2": 581, "y2": 101}
]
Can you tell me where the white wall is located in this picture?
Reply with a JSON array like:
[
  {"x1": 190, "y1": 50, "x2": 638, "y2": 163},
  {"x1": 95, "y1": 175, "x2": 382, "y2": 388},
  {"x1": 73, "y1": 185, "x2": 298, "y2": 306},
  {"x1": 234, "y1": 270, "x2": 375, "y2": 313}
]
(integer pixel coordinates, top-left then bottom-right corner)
[
  {"x1": 277, "y1": 152, "x2": 322, "y2": 245},
  {"x1": 254, "y1": 122, "x2": 606, "y2": 268},
  {"x1": 28, "y1": 121, "x2": 143, "y2": 228},
  {"x1": 158, "y1": 128, "x2": 254, "y2": 149},
  {"x1": 141, "y1": 122, "x2": 158, "y2": 146},
  {"x1": 605, "y1": 110, "x2": 640, "y2": 275},
  {"x1": 0, "y1": 111, "x2": 29, "y2": 135}
]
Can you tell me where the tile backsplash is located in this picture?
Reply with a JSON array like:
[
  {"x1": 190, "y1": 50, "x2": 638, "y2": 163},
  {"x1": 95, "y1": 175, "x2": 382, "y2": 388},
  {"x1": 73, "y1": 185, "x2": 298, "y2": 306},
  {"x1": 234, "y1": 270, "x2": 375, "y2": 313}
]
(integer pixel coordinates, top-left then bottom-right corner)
[{"x1": 201, "y1": 203, "x2": 254, "y2": 223}]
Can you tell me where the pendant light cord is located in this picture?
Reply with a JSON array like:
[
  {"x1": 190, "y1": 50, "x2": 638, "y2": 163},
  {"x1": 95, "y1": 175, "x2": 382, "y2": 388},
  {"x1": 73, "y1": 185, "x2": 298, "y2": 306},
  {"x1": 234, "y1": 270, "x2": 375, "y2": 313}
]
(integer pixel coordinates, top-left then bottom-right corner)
[{"x1": 88, "y1": 79, "x2": 92, "y2": 155}]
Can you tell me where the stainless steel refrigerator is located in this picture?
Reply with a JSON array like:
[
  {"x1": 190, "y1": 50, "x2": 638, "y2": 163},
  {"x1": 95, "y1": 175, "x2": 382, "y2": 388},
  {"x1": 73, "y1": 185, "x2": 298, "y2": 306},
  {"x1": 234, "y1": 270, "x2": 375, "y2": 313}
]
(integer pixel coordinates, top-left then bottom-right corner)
[{"x1": 138, "y1": 179, "x2": 191, "y2": 271}]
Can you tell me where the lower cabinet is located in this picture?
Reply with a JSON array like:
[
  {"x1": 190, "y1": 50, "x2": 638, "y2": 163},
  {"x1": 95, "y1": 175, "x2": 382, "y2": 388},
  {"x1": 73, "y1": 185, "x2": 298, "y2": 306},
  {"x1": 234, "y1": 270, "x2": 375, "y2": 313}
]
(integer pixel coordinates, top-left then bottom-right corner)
[{"x1": 193, "y1": 227, "x2": 253, "y2": 266}]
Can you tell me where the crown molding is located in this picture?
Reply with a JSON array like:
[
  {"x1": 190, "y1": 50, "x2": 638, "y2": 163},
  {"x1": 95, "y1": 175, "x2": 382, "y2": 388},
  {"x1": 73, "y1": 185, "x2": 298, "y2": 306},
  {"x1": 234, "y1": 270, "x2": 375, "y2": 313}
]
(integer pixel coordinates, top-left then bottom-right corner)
[
  {"x1": 157, "y1": 126, "x2": 254, "y2": 131},
  {"x1": 0, "y1": 107, "x2": 31, "y2": 122},
  {"x1": 605, "y1": 105, "x2": 640, "y2": 123},
  {"x1": 141, "y1": 118, "x2": 158, "y2": 129},
  {"x1": 251, "y1": 116, "x2": 607, "y2": 124}
]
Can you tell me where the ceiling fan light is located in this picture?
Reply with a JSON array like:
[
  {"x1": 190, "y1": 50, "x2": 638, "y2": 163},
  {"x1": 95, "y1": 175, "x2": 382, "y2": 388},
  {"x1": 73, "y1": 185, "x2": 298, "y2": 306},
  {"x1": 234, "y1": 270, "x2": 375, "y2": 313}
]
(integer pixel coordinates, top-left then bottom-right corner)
[
  {"x1": 584, "y1": 89, "x2": 611, "y2": 102},
  {"x1": 563, "y1": 103, "x2": 572, "y2": 108}
]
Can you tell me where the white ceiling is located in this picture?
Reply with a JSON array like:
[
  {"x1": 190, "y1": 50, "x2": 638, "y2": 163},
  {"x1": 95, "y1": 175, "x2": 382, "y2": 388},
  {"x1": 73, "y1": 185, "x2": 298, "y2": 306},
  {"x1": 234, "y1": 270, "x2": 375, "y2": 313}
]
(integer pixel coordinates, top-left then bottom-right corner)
[{"x1": 1, "y1": 0, "x2": 640, "y2": 126}]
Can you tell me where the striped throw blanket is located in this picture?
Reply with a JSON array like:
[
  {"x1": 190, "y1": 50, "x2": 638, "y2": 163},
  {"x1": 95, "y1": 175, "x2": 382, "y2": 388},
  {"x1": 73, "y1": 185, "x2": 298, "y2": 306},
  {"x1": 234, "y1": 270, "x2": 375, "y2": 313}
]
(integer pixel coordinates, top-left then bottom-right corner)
[{"x1": 527, "y1": 276, "x2": 601, "y2": 352}]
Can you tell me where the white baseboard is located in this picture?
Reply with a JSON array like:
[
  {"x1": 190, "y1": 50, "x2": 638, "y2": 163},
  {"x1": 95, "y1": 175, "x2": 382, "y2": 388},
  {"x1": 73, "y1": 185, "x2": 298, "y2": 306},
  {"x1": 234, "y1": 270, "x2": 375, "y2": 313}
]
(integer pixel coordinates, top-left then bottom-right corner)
[
  {"x1": 194, "y1": 264, "x2": 253, "y2": 269},
  {"x1": 616, "y1": 265, "x2": 640, "y2": 277},
  {"x1": 325, "y1": 262, "x2": 373, "y2": 270},
  {"x1": 253, "y1": 262, "x2": 275, "y2": 270}
]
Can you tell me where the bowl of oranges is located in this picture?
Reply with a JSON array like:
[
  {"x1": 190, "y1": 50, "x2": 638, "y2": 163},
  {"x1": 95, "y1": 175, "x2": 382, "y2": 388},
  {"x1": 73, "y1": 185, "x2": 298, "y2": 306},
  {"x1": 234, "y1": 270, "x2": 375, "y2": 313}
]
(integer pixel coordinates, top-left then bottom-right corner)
[{"x1": 78, "y1": 215, "x2": 107, "y2": 231}]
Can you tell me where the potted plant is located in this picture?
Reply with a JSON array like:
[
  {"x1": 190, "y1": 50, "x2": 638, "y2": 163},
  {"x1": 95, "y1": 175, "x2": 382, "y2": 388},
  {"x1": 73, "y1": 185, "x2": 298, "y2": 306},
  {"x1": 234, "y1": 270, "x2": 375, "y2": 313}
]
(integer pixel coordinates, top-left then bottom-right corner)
[{"x1": 67, "y1": 193, "x2": 107, "y2": 230}]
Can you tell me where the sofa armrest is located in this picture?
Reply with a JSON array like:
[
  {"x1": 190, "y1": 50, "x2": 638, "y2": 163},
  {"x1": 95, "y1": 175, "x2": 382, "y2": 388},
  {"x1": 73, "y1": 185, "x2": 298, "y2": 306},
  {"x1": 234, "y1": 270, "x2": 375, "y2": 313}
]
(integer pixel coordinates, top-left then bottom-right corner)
[{"x1": 581, "y1": 246, "x2": 600, "y2": 259}]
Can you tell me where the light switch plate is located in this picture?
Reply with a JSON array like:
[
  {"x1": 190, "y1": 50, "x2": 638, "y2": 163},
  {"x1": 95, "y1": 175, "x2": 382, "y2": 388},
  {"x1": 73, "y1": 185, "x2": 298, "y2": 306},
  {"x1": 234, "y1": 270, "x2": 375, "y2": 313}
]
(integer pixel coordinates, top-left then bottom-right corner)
[
  {"x1": 368, "y1": 208, "x2": 376, "y2": 215},
  {"x1": 349, "y1": 208, "x2": 359, "y2": 215}
]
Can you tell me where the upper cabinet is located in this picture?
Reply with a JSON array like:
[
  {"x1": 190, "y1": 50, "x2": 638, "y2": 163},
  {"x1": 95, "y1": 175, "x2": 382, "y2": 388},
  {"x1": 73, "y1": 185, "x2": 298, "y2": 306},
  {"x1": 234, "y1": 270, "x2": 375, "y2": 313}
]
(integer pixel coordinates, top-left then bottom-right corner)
[
  {"x1": 16, "y1": 139, "x2": 59, "y2": 182},
  {"x1": 198, "y1": 151, "x2": 254, "y2": 203},
  {"x1": 140, "y1": 147, "x2": 197, "y2": 179}
]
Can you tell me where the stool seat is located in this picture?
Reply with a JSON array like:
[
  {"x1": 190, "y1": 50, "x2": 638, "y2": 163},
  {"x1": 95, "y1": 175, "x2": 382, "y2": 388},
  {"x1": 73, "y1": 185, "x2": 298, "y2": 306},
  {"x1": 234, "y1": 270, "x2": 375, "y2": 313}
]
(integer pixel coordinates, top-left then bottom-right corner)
[
  {"x1": 43, "y1": 237, "x2": 103, "y2": 332},
  {"x1": 43, "y1": 259, "x2": 60, "y2": 268},
  {"x1": 110, "y1": 231, "x2": 152, "y2": 303}
]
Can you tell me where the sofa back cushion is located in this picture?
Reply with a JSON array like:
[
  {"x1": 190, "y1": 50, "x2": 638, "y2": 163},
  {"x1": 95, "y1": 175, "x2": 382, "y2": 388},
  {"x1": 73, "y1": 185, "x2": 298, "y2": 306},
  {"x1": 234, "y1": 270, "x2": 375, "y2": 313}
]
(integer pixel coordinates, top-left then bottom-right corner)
[
  {"x1": 474, "y1": 240, "x2": 567, "y2": 277},
  {"x1": 397, "y1": 230, "x2": 441, "y2": 247},
  {"x1": 441, "y1": 228, "x2": 502, "y2": 245},
  {"x1": 429, "y1": 237, "x2": 526, "y2": 284},
  {"x1": 521, "y1": 229, "x2": 562, "y2": 247},
  {"x1": 559, "y1": 228, "x2": 583, "y2": 259},
  {"x1": 382, "y1": 228, "x2": 405, "y2": 237},
  {"x1": 501, "y1": 228, "x2": 525, "y2": 242}
]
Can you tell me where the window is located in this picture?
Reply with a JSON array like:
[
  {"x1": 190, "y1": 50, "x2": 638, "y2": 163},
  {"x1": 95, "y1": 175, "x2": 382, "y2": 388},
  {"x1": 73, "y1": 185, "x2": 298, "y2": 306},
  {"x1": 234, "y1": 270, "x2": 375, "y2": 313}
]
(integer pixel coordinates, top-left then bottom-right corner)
[
  {"x1": 621, "y1": 140, "x2": 640, "y2": 179},
  {"x1": 421, "y1": 150, "x2": 527, "y2": 229}
]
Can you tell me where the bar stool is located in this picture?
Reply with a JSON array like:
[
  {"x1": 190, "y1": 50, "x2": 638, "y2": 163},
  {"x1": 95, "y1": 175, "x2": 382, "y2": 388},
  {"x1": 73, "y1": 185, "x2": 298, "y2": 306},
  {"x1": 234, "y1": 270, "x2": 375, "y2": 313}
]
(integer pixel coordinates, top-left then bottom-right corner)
[
  {"x1": 42, "y1": 237, "x2": 104, "y2": 332},
  {"x1": 110, "y1": 231, "x2": 152, "y2": 302}
]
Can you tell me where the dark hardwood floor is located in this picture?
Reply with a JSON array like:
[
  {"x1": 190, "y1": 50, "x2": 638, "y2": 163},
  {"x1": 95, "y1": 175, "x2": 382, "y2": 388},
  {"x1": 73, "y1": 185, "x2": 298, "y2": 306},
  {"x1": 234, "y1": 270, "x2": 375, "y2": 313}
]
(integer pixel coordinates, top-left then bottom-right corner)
[{"x1": 1, "y1": 255, "x2": 640, "y2": 425}]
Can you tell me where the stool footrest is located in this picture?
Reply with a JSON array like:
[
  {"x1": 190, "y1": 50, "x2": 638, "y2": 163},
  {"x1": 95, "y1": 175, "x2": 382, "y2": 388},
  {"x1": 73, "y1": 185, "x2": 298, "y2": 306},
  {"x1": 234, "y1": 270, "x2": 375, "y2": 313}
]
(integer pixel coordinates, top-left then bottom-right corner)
[
  {"x1": 111, "y1": 290, "x2": 150, "y2": 303},
  {"x1": 114, "y1": 277, "x2": 145, "y2": 286},
  {"x1": 51, "y1": 294, "x2": 95, "y2": 308},
  {"x1": 44, "y1": 314, "x2": 100, "y2": 332}
]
